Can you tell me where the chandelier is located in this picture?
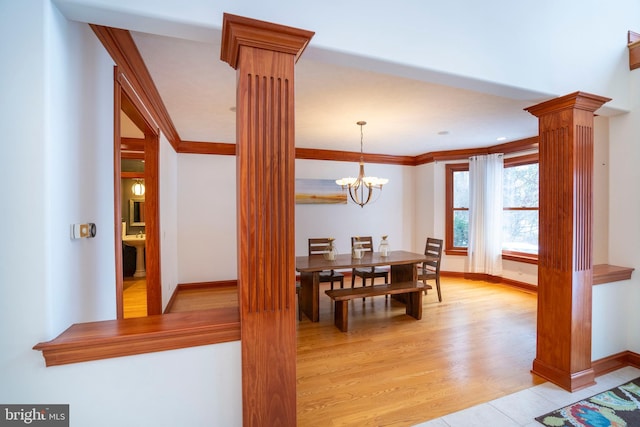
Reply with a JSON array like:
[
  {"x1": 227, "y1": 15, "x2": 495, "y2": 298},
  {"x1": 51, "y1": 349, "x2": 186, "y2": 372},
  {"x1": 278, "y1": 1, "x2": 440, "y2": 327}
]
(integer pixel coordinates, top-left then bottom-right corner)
[{"x1": 336, "y1": 121, "x2": 388, "y2": 207}]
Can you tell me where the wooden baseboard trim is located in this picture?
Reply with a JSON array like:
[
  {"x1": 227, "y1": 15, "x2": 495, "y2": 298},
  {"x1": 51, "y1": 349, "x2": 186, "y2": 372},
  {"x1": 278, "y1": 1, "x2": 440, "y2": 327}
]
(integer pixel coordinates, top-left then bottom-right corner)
[{"x1": 592, "y1": 351, "x2": 640, "y2": 376}]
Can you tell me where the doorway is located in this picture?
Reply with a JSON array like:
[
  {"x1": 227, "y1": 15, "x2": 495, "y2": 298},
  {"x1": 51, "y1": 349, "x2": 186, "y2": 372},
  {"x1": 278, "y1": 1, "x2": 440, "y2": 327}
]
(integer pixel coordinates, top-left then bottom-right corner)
[{"x1": 115, "y1": 70, "x2": 162, "y2": 318}]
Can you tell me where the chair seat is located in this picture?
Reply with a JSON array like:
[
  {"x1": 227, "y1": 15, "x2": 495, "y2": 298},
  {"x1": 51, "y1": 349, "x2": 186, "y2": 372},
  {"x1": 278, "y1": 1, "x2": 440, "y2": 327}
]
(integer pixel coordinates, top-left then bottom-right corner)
[
  {"x1": 354, "y1": 266, "x2": 388, "y2": 277},
  {"x1": 319, "y1": 270, "x2": 344, "y2": 280}
]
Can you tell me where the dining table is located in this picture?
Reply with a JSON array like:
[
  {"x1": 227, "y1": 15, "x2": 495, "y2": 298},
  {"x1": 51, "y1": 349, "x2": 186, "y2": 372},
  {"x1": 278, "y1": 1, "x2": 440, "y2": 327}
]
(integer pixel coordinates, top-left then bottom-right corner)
[{"x1": 295, "y1": 250, "x2": 433, "y2": 322}]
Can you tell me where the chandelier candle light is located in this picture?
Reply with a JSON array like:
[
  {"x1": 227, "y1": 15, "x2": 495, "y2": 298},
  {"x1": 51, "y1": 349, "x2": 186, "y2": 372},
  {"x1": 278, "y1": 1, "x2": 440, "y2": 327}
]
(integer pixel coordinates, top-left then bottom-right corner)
[{"x1": 336, "y1": 121, "x2": 388, "y2": 207}]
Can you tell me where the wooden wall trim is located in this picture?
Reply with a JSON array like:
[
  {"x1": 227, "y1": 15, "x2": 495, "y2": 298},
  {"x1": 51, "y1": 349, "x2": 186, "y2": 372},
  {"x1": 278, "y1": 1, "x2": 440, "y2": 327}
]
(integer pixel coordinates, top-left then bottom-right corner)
[
  {"x1": 33, "y1": 308, "x2": 240, "y2": 367},
  {"x1": 592, "y1": 351, "x2": 640, "y2": 376},
  {"x1": 176, "y1": 136, "x2": 539, "y2": 166},
  {"x1": 178, "y1": 140, "x2": 236, "y2": 155},
  {"x1": 629, "y1": 30, "x2": 640, "y2": 70},
  {"x1": 295, "y1": 147, "x2": 415, "y2": 165},
  {"x1": 91, "y1": 25, "x2": 181, "y2": 150}
]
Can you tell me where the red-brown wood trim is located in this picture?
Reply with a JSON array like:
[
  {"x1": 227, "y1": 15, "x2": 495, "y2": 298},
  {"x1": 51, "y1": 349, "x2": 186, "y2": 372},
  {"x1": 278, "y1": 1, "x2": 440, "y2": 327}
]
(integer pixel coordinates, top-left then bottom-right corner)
[
  {"x1": 593, "y1": 264, "x2": 634, "y2": 285},
  {"x1": 121, "y1": 137, "x2": 145, "y2": 153},
  {"x1": 592, "y1": 351, "x2": 640, "y2": 376},
  {"x1": 178, "y1": 140, "x2": 236, "y2": 155},
  {"x1": 114, "y1": 68, "x2": 124, "y2": 319},
  {"x1": 628, "y1": 31, "x2": 640, "y2": 70},
  {"x1": 121, "y1": 151, "x2": 144, "y2": 160},
  {"x1": 120, "y1": 171, "x2": 144, "y2": 179},
  {"x1": 417, "y1": 136, "x2": 539, "y2": 165},
  {"x1": 295, "y1": 147, "x2": 416, "y2": 165},
  {"x1": 33, "y1": 308, "x2": 240, "y2": 367},
  {"x1": 220, "y1": 13, "x2": 314, "y2": 68},
  {"x1": 144, "y1": 132, "x2": 162, "y2": 315},
  {"x1": 91, "y1": 24, "x2": 181, "y2": 150},
  {"x1": 175, "y1": 136, "x2": 538, "y2": 168}
]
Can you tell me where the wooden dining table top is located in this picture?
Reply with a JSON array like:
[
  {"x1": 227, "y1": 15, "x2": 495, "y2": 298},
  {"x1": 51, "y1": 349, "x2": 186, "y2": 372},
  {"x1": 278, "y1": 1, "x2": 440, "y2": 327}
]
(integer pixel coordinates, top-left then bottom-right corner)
[{"x1": 295, "y1": 250, "x2": 432, "y2": 272}]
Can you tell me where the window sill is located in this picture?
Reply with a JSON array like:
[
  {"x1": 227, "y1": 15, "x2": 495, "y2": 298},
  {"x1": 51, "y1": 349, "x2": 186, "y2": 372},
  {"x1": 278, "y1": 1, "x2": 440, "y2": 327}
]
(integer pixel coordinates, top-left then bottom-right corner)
[
  {"x1": 33, "y1": 307, "x2": 240, "y2": 367},
  {"x1": 445, "y1": 248, "x2": 538, "y2": 265}
]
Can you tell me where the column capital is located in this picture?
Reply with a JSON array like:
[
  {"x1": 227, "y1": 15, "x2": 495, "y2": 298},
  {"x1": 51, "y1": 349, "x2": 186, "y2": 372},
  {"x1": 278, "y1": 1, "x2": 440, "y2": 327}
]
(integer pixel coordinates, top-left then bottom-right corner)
[
  {"x1": 525, "y1": 91, "x2": 611, "y2": 117},
  {"x1": 220, "y1": 13, "x2": 314, "y2": 69}
]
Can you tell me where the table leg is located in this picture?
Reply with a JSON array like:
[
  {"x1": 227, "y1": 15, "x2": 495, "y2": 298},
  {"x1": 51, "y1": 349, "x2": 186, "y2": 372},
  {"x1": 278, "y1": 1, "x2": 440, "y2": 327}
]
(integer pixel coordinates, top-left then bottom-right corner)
[
  {"x1": 390, "y1": 262, "x2": 417, "y2": 304},
  {"x1": 300, "y1": 271, "x2": 320, "y2": 322}
]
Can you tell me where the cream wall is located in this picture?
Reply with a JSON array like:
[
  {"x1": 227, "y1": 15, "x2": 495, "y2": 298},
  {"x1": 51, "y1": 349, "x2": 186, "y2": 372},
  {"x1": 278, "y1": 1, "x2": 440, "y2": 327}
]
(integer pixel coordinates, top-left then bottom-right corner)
[
  {"x1": 295, "y1": 159, "x2": 415, "y2": 256},
  {"x1": 177, "y1": 154, "x2": 237, "y2": 283},
  {"x1": 160, "y1": 134, "x2": 180, "y2": 306},
  {"x1": 175, "y1": 156, "x2": 416, "y2": 284}
]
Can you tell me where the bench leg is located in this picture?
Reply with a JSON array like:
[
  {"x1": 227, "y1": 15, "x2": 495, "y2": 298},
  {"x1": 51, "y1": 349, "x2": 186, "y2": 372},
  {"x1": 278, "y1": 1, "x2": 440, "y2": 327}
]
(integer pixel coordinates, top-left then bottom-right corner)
[
  {"x1": 405, "y1": 291, "x2": 423, "y2": 320},
  {"x1": 334, "y1": 300, "x2": 348, "y2": 332}
]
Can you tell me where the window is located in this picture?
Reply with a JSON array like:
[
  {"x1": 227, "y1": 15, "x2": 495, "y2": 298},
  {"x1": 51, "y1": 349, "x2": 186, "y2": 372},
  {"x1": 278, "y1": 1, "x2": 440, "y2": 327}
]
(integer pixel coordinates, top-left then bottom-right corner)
[
  {"x1": 502, "y1": 154, "x2": 538, "y2": 256},
  {"x1": 445, "y1": 154, "x2": 539, "y2": 261}
]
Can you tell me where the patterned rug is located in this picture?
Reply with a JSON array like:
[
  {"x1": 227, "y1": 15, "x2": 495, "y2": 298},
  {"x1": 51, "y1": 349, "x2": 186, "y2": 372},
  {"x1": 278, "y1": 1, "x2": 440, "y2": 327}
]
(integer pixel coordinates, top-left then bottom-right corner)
[{"x1": 535, "y1": 377, "x2": 640, "y2": 426}]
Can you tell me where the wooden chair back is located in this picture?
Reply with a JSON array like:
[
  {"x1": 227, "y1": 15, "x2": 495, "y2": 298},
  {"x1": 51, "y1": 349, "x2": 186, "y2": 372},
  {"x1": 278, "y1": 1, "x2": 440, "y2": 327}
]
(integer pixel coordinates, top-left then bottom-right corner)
[
  {"x1": 423, "y1": 238, "x2": 443, "y2": 274},
  {"x1": 308, "y1": 238, "x2": 331, "y2": 256},
  {"x1": 351, "y1": 236, "x2": 373, "y2": 252}
]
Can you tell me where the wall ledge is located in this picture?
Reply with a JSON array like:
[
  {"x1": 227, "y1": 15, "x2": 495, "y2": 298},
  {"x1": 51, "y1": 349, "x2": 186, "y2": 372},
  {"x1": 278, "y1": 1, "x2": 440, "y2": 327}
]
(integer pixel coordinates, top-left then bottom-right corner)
[
  {"x1": 33, "y1": 307, "x2": 240, "y2": 367},
  {"x1": 593, "y1": 264, "x2": 634, "y2": 285}
]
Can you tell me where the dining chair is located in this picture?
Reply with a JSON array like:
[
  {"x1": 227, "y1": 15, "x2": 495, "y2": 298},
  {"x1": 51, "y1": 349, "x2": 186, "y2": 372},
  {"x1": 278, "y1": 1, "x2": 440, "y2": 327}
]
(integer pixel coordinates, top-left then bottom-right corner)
[
  {"x1": 308, "y1": 238, "x2": 345, "y2": 290},
  {"x1": 350, "y1": 236, "x2": 389, "y2": 288},
  {"x1": 417, "y1": 237, "x2": 443, "y2": 302},
  {"x1": 295, "y1": 281, "x2": 302, "y2": 321}
]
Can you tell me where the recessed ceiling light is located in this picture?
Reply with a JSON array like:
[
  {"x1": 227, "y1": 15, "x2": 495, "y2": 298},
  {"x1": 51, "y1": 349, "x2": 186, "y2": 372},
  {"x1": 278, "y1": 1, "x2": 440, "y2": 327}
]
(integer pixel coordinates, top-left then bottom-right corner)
[
  {"x1": 496, "y1": 136, "x2": 507, "y2": 141},
  {"x1": 438, "y1": 131, "x2": 449, "y2": 135}
]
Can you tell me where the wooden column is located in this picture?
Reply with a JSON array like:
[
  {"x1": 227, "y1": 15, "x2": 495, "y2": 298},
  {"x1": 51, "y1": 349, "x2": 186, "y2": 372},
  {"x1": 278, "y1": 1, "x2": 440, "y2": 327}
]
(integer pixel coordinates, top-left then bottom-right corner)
[
  {"x1": 526, "y1": 92, "x2": 610, "y2": 391},
  {"x1": 220, "y1": 14, "x2": 313, "y2": 426}
]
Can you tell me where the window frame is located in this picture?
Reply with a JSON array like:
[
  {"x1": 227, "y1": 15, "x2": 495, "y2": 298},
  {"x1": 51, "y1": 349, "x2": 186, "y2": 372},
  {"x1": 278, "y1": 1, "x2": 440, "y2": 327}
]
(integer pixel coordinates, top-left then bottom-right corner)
[{"x1": 445, "y1": 154, "x2": 539, "y2": 264}]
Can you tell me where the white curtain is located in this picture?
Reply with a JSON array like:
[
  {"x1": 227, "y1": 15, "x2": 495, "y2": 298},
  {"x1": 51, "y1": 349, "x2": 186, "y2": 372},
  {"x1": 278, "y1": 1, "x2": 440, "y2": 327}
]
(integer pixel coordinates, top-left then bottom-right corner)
[{"x1": 468, "y1": 153, "x2": 503, "y2": 275}]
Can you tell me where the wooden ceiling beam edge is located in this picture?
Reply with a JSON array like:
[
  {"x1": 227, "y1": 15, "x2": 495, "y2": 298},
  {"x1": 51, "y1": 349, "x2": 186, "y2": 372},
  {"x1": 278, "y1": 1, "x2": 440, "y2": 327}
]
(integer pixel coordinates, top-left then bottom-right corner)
[
  {"x1": 177, "y1": 137, "x2": 538, "y2": 166},
  {"x1": 91, "y1": 25, "x2": 182, "y2": 150}
]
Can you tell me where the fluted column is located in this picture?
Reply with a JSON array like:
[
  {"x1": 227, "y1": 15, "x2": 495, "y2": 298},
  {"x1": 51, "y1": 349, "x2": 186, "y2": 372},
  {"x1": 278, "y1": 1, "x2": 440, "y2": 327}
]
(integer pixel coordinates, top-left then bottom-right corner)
[
  {"x1": 221, "y1": 14, "x2": 313, "y2": 426},
  {"x1": 525, "y1": 91, "x2": 610, "y2": 391}
]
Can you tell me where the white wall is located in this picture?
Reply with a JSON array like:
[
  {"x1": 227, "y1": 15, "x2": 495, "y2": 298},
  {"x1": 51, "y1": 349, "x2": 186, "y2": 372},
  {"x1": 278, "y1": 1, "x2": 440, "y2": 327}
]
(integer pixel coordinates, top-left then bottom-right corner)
[
  {"x1": 0, "y1": 2, "x2": 242, "y2": 426},
  {"x1": 177, "y1": 154, "x2": 237, "y2": 283},
  {"x1": 295, "y1": 159, "x2": 415, "y2": 256},
  {"x1": 607, "y1": 67, "x2": 640, "y2": 355},
  {"x1": 160, "y1": 134, "x2": 179, "y2": 306}
]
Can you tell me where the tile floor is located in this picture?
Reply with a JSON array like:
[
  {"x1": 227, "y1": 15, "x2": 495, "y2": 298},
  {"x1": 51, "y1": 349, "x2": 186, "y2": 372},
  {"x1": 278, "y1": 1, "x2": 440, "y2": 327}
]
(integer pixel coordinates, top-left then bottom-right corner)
[{"x1": 414, "y1": 366, "x2": 640, "y2": 427}]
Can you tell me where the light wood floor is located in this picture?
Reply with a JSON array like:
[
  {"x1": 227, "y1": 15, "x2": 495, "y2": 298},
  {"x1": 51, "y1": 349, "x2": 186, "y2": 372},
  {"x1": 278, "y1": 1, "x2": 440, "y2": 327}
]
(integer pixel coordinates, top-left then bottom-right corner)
[
  {"x1": 154, "y1": 277, "x2": 544, "y2": 426},
  {"x1": 123, "y1": 277, "x2": 147, "y2": 318},
  {"x1": 296, "y1": 277, "x2": 544, "y2": 426}
]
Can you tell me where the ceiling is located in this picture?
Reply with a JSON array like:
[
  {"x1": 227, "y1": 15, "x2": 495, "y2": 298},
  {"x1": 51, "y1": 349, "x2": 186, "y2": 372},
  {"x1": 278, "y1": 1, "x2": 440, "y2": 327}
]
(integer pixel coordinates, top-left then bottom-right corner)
[{"x1": 128, "y1": 30, "x2": 541, "y2": 157}]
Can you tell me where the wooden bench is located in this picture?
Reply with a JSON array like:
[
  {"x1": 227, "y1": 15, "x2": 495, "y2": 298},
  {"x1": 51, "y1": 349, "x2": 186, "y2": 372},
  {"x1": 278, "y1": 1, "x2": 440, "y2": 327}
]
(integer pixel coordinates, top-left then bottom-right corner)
[{"x1": 324, "y1": 281, "x2": 426, "y2": 332}]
